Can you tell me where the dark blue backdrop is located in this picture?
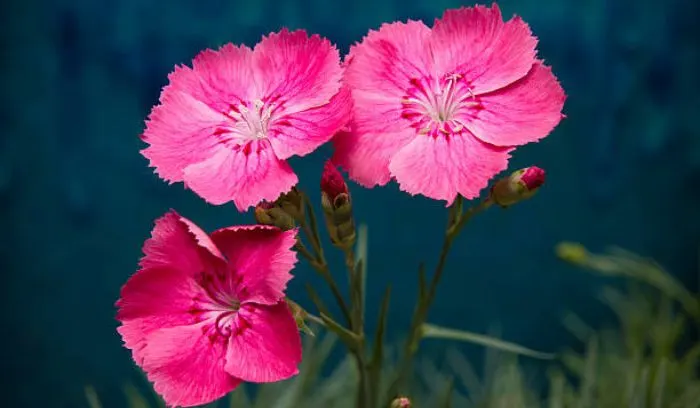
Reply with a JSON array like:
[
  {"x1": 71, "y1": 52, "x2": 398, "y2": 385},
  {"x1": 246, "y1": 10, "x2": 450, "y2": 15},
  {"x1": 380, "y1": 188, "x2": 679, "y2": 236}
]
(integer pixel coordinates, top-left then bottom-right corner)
[{"x1": 2, "y1": 0, "x2": 699, "y2": 406}]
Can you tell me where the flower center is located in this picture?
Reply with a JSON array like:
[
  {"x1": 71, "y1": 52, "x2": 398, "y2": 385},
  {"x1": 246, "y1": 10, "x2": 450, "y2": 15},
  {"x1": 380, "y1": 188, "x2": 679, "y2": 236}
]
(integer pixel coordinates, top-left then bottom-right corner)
[
  {"x1": 400, "y1": 73, "x2": 482, "y2": 138},
  {"x1": 227, "y1": 99, "x2": 275, "y2": 141},
  {"x1": 191, "y1": 270, "x2": 242, "y2": 339}
]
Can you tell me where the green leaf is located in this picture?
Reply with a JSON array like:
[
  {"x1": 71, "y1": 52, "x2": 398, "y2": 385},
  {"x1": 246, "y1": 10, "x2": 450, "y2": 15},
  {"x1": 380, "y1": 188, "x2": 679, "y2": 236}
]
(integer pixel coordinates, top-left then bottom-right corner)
[
  {"x1": 229, "y1": 387, "x2": 251, "y2": 408},
  {"x1": 84, "y1": 386, "x2": 103, "y2": 408},
  {"x1": 355, "y1": 223, "x2": 369, "y2": 314},
  {"x1": 369, "y1": 286, "x2": 391, "y2": 406},
  {"x1": 122, "y1": 383, "x2": 150, "y2": 408},
  {"x1": 437, "y1": 377, "x2": 455, "y2": 408},
  {"x1": 351, "y1": 258, "x2": 364, "y2": 330},
  {"x1": 421, "y1": 323, "x2": 555, "y2": 360},
  {"x1": 303, "y1": 194, "x2": 323, "y2": 255},
  {"x1": 305, "y1": 284, "x2": 332, "y2": 319},
  {"x1": 319, "y1": 312, "x2": 361, "y2": 351},
  {"x1": 371, "y1": 286, "x2": 392, "y2": 367}
]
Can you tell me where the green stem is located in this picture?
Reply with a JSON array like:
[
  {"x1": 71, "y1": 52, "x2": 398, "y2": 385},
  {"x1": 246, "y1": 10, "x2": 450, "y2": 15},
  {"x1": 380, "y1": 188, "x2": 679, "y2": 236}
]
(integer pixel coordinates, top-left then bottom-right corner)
[
  {"x1": 294, "y1": 239, "x2": 315, "y2": 263},
  {"x1": 296, "y1": 195, "x2": 352, "y2": 327},
  {"x1": 385, "y1": 196, "x2": 492, "y2": 404},
  {"x1": 344, "y1": 247, "x2": 371, "y2": 408}
]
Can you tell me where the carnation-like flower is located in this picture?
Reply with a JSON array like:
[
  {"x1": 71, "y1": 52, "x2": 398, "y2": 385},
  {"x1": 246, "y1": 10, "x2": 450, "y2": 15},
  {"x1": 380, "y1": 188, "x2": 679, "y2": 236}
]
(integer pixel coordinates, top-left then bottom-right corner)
[
  {"x1": 116, "y1": 211, "x2": 302, "y2": 407},
  {"x1": 333, "y1": 4, "x2": 565, "y2": 204},
  {"x1": 141, "y1": 29, "x2": 351, "y2": 211}
]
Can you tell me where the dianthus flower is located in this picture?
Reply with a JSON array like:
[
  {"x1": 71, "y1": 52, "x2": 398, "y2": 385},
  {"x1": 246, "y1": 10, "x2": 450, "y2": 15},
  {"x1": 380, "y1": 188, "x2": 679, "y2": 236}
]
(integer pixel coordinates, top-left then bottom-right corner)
[
  {"x1": 142, "y1": 29, "x2": 351, "y2": 211},
  {"x1": 116, "y1": 211, "x2": 302, "y2": 407},
  {"x1": 334, "y1": 4, "x2": 565, "y2": 203}
]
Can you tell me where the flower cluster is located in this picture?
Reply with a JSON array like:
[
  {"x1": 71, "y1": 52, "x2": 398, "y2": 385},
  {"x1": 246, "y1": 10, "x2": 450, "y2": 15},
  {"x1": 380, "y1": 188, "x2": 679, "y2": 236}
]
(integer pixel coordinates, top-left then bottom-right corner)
[{"x1": 117, "y1": 3, "x2": 565, "y2": 407}]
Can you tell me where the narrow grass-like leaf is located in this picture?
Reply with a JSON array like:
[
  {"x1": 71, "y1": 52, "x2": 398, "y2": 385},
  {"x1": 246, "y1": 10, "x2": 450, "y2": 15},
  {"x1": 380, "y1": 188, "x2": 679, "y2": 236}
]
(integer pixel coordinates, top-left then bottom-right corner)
[
  {"x1": 369, "y1": 286, "x2": 391, "y2": 406},
  {"x1": 84, "y1": 386, "x2": 103, "y2": 408},
  {"x1": 228, "y1": 386, "x2": 251, "y2": 408},
  {"x1": 421, "y1": 323, "x2": 555, "y2": 360},
  {"x1": 356, "y1": 223, "x2": 368, "y2": 314},
  {"x1": 437, "y1": 377, "x2": 455, "y2": 408},
  {"x1": 305, "y1": 284, "x2": 332, "y2": 319},
  {"x1": 320, "y1": 312, "x2": 361, "y2": 350}
]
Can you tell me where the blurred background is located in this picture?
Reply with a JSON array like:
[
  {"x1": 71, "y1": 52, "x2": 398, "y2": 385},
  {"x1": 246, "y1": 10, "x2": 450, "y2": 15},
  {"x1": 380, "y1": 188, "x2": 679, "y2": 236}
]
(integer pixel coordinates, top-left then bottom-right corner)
[{"x1": 1, "y1": 0, "x2": 699, "y2": 406}]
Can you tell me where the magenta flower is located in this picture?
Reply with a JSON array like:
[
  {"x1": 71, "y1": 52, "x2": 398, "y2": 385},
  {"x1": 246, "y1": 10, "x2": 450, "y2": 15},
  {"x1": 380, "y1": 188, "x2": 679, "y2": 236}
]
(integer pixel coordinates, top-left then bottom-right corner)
[
  {"x1": 333, "y1": 4, "x2": 566, "y2": 204},
  {"x1": 141, "y1": 29, "x2": 351, "y2": 211},
  {"x1": 116, "y1": 211, "x2": 302, "y2": 407}
]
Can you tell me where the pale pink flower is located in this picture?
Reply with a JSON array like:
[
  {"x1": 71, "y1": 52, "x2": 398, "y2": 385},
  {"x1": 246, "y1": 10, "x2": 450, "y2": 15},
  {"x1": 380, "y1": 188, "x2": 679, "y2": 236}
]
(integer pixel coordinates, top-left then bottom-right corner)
[
  {"x1": 141, "y1": 29, "x2": 351, "y2": 211},
  {"x1": 116, "y1": 211, "x2": 302, "y2": 407},
  {"x1": 333, "y1": 4, "x2": 565, "y2": 204}
]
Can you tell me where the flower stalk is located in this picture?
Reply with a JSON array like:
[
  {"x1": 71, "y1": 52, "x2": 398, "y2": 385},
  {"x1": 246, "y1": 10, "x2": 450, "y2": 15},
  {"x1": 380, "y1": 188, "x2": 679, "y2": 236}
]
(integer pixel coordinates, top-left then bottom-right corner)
[{"x1": 385, "y1": 195, "x2": 493, "y2": 404}]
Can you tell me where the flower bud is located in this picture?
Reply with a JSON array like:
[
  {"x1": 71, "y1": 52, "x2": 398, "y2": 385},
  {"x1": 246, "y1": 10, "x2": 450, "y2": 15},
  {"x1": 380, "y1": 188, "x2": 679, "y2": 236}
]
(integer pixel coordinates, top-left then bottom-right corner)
[
  {"x1": 320, "y1": 161, "x2": 356, "y2": 248},
  {"x1": 285, "y1": 298, "x2": 314, "y2": 336},
  {"x1": 254, "y1": 201, "x2": 296, "y2": 231},
  {"x1": 390, "y1": 397, "x2": 411, "y2": 408},
  {"x1": 277, "y1": 186, "x2": 304, "y2": 221},
  {"x1": 490, "y1": 166, "x2": 545, "y2": 207}
]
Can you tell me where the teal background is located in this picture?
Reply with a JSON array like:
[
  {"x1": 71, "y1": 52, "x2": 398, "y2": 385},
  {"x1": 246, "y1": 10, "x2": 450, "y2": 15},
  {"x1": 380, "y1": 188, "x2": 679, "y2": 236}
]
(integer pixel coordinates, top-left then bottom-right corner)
[{"x1": 1, "y1": 0, "x2": 699, "y2": 406}]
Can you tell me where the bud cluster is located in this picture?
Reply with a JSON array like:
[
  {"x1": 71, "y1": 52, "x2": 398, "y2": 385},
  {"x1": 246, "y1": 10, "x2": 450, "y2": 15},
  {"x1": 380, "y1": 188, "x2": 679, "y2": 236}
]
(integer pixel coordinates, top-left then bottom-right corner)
[{"x1": 254, "y1": 187, "x2": 304, "y2": 231}]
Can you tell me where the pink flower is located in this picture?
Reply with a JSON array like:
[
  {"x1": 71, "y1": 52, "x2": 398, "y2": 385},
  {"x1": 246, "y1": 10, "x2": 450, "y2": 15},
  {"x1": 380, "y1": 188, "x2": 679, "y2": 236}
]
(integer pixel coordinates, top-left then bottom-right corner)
[
  {"x1": 333, "y1": 4, "x2": 565, "y2": 204},
  {"x1": 141, "y1": 29, "x2": 351, "y2": 211},
  {"x1": 116, "y1": 211, "x2": 302, "y2": 407}
]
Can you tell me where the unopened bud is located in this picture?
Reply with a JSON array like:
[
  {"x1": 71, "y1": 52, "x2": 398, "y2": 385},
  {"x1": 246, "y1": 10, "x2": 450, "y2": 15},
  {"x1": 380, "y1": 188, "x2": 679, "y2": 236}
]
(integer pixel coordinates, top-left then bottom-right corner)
[
  {"x1": 320, "y1": 161, "x2": 355, "y2": 248},
  {"x1": 390, "y1": 397, "x2": 411, "y2": 408},
  {"x1": 285, "y1": 298, "x2": 314, "y2": 336},
  {"x1": 490, "y1": 166, "x2": 545, "y2": 207},
  {"x1": 277, "y1": 186, "x2": 304, "y2": 221},
  {"x1": 254, "y1": 201, "x2": 296, "y2": 231}
]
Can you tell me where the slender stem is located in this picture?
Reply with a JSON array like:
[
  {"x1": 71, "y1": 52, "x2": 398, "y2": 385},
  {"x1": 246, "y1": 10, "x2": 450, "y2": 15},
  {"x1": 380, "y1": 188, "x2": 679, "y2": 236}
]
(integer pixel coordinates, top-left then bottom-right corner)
[
  {"x1": 346, "y1": 250, "x2": 363, "y2": 331},
  {"x1": 385, "y1": 197, "x2": 492, "y2": 404},
  {"x1": 296, "y1": 195, "x2": 352, "y2": 326},
  {"x1": 302, "y1": 194, "x2": 325, "y2": 259},
  {"x1": 294, "y1": 239, "x2": 315, "y2": 263},
  {"x1": 354, "y1": 353, "x2": 369, "y2": 408},
  {"x1": 343, "y1": 247, "x2": 371, "y2": 408}
]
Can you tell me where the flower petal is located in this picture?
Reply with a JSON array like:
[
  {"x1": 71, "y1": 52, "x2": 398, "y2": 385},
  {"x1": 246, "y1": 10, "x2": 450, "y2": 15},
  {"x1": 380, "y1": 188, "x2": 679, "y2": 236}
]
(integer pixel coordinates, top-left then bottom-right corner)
[
  {"x1": 209, "y1": 226, "x2": 297, "y2": 305},
  {"x1": 139, "y1": 211, "x2": 223, "y2": 274},
  {"x1": 268, "y1": 86, "x2": 352, "y2": 160},
  {"x1": 141, "y1": 90, "x2": 230, "y2": 182},
  {"x1": 117, "y1": 212, "x2": 227, "y2": 365},
  {"x1": 187, "y1": 43, "x2": 255, "y2": 110},
  {"x1": 332, "y1": 126, "x2": 416, "y2": 187},
  {"x1": 335, "y1": 20, "x2": 432, "y2": 187},
  {"x1": 389, "y1": 133, "x2": 512, "y2": 203},
  {"x1": 345, "y1": 20, "x2": 432, "y2": 102},
  {"x1": 182, "y1": 139, "x2": 298, "y2": 211},
  {"x1": 345, "y1": 20, "x2": 432, "y2": 134},
  {"x1": 116, "y1": 267, "x2": 207, "y2": 365},
  {"x1": 224, "y1": 302, "x2": 302, "y2": 383},
  {"x1": 431, "y1": 4, "x2": 538, "y2": 94},
  {"x1": 140, "y1": 322, "x2": 241, "y2": 407},
  {"x1": 253, "y1": 29, "x2": 343, "y2": 115},
  {"x1": 464, "y1": 63, "x2": 566, "y2": 146}
]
